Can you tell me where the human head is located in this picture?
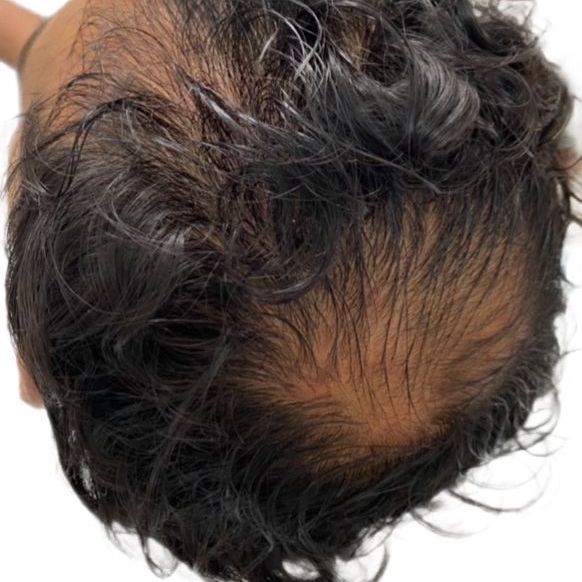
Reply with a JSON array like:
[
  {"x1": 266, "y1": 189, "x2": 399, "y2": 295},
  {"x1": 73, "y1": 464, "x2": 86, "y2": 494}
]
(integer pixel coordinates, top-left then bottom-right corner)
[{"x1": 3, "y1": 1, "x2": 579, "y2": 581}]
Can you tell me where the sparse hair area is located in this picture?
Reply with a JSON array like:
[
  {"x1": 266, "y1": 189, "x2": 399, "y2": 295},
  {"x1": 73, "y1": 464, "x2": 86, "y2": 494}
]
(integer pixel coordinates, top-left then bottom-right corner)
[{"x1": 4, "y1": 1, "x2": 580, "y2": 581}]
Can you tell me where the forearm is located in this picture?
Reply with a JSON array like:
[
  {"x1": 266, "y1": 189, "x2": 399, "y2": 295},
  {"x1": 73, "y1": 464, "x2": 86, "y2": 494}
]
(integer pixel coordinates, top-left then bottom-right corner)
[{"x1": 0, "y1": 0, "x2": 42, "y2": 68}]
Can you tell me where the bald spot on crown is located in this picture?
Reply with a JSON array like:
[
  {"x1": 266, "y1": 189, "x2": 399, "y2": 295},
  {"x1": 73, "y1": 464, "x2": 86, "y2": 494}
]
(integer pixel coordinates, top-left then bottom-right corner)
[{"x1": 258, "y1": 210, "x2": 534, "y2": 473}]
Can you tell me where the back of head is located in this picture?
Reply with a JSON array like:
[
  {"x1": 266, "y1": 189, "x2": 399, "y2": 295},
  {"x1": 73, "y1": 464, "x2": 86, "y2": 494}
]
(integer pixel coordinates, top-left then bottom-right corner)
[{"x1": 5, "y1": 1, "x2": 578, "y2": 581}]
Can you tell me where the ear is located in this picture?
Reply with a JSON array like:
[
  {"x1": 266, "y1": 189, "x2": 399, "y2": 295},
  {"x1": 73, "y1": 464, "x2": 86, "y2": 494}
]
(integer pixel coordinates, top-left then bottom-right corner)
[{"x1": 17, "y1": 358, "x2": 44, "y2": 409}]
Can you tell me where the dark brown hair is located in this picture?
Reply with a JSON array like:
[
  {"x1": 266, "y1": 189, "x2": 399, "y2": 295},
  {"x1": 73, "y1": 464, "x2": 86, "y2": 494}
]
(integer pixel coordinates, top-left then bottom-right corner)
[{"x1": 4, "y1": 1, "x2": 580, "y2": 581}]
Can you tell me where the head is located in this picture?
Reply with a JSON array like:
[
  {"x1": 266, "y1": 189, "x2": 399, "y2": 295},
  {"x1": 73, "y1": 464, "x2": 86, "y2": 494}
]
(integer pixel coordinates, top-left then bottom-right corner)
[{"x1": 4, "y1": 0, "x2": 580, "y2": 581}]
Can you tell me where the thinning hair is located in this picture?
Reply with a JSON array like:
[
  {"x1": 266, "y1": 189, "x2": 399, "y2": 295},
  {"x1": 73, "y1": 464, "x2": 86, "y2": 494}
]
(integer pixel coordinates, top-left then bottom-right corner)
[{"x1": 4, "y1": 1, "x2": 580, "y2": 581}]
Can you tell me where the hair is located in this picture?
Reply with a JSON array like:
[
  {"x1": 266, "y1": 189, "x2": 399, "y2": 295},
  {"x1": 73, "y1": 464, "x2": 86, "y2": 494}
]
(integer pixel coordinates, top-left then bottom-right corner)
[{"x1": 4, "y1": 0, "x2": 581, "y2": 581}]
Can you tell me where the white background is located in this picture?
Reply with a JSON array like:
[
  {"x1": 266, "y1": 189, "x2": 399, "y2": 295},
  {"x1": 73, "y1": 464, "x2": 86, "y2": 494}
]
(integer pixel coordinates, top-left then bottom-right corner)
[{"x1": 0, "y1": 1, "x2": 581, "y2": 581}]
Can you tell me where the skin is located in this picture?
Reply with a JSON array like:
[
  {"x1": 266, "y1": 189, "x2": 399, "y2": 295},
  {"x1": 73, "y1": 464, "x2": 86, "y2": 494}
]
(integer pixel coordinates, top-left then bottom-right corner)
[
  {"x1": 2, "y1": 0, "x2": 579, "y2": 414},
  {"x1": 1, "y1": 0, "x2": 92, "y2": 409},
  {"x1": 0, "y1": 0, "x2": 42, "y2": 69}
]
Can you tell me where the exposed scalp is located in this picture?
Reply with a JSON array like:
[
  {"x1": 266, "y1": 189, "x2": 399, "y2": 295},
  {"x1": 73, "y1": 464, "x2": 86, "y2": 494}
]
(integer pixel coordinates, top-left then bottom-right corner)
[{"x1": 4, "y1": 1, "x2": 578, "y2": 582}]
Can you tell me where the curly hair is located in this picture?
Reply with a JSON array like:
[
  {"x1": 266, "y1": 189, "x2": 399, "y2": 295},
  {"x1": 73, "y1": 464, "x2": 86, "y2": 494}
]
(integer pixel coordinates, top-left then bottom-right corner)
[{"x1": 4, "y1": 1, "x2": 580, "y2": 581}]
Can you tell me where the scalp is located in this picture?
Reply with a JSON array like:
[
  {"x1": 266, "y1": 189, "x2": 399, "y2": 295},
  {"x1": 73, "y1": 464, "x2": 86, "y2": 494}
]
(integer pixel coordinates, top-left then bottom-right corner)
[
  {"x1": 5, "y1": 1, "x2": 576, "y2": 581},
  {"x1": 258, "y1": 205, "x2": 536, "y2": 474}
]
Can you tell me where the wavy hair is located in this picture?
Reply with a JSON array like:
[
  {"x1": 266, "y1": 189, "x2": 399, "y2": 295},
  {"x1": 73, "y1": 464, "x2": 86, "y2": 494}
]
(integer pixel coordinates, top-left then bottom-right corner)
[{"x1": 4, "y1": 1, "x2": 580, "y2": 581}]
